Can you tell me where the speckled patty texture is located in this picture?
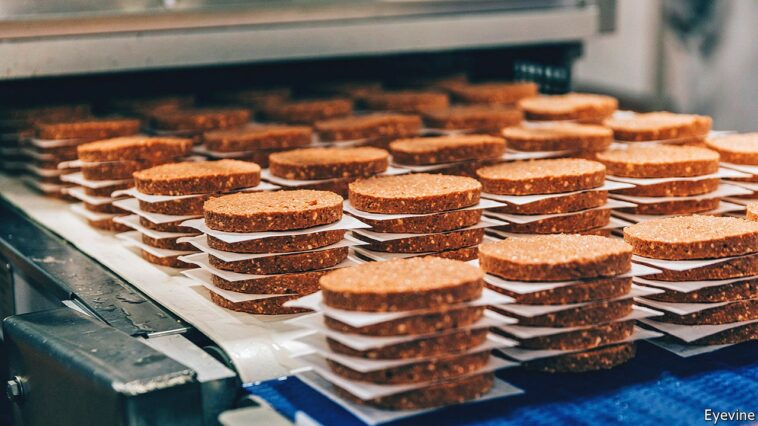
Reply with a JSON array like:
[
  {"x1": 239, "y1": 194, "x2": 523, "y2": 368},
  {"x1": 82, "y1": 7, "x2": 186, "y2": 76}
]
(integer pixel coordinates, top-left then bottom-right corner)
[
  {"x1": 133, "y1": 160, "x2": 261, "y2": 195},
  {"x1": 389, "y1": 134, "x2": 506, "y2": 165},
  {"x1": 319, "y1": 257, "x2": 483, "y2": 312},
  {"x1": 314, "y1": 113, "x2": 422, "y2": 142},
  {"x1": 203, "y1": 125, "x2": 312, "y2": 152},
  {"x1": 476, "y1": 158, "x2": 605, "y2": 195},
  {"x1": 604, "y1": 111, "x2": 712, "y2": 141},
  {"x1": 596, "y1": 145, "x2": 719, "y2": 178},
  {"x1": 77, "y1": 136, "x2": 193, "y2": 162},
  {"x1": 502, "y1": 123, "x2": 612, "y2": 152},
  {"x1": 203, "y1": 190, "x2": 343, "y2": 232},
  {"x1": 518, "y1": 93, "x2": 618, "y2": 121},
  {"x1": 269, "y1": 147, "x2": 389, "y2": 180},
  {"x1": 705, "y1": 132, "x2": 758, "y2": 165},
  {"x1": 349, "y1": 173, "x2": 481, "y2": 214},
  {"x1": 624, "y1": 215, "x2": 758, "y2": 260},
  {"x1": 479, "y1": 234, "x2": 632, "y2": 281}
]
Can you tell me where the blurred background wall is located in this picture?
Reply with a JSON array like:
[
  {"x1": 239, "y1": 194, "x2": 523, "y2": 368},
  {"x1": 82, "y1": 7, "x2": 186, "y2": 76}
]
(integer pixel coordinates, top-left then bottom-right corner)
[{"x1": 575, "y1": 0, "x2": 757, "y2": 131}]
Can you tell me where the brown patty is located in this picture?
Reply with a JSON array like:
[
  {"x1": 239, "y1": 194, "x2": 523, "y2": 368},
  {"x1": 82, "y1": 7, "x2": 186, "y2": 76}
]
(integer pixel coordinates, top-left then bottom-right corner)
[
  {"x1": 81, "y1": 159, "x2": 170, "y2": 181},
  {"x1": 324, "y1": 306, "x2": 484, "y2": 336},
  {"x1": 479, "y1": 234, "x2": 631, "y2": 282},
  {"x1": 314, "y1": 114, "x2": 422, "y2": 142},
  {"x1": 361, "y1": 228, "x2": 484, "y2": 253},
  {"x1": 36, "y1": 118, "x2": 141, "y2": 140},
  {"x1": 604, "y1": 111, "x2": 712, "y2": 141},
  {"x1": 613, "y1": 178, "x2": 720, "y2": 197},
  {"x1": 206, "y1": 229, "x2": 346, "y2": 254},
  {"x1": 87, "y1": 216, "x2": 131, "y2": 232},
  {"x1": 596, "y1": 145, "x2": 719, "y2": 178},
  {"x1": 644, "y1": 278, "x2": 758, "y2": 303},
  {"x1": 133, "y1": 160, "x2": 261, "y2": 195},
  {"x1": 263, "y1": 98, "x2": 353, "y2": 124},
  {"x1": 150, "y1": 108, "x2": 251, "y2": 132},
  {"x1": 620, "y1": 197, "x2": 720, "y2": 216},
  {"x1": 499, "y1": 207, "x2": 611, "y2": 234},
  {"x1": 503, "y1": 123, "x2": 613, "y2": 153},
  {"x1": 476, "y1": 158, "x2": 605, "y2": 195},
  {"x1": 203, "y1": 190, "x2": 343, "y2": 232},
  {"x1": 203, "y1": 125, "x2": 312, "y2": 152},
  {"x1": 357, "y1": 208, "x2": 481, "y2": 234},
  {"x1": 139, "y1": 216, "x2": 197, "y2": 233},
  {"x1": 77, "y1": 136, "x2": 192, "y2": 162},
  {"x1": 518, "y1": 93, "x2": 618, "y2": 122},
  {"x1": 208, "y1": 246, "x2": 348, "y2": 274},
  {"x1": 489, "y1": 276, "x2": 632, "y2": 305},
  {"x1": 84, "y1": 181, "x2": 133, "y2": 197},
  {"x1": 623, "y1": 215, "x2": 758, "y2": 260},
  {"x1": 349, "y1": 173, "x2": 481, "y2": 214},
  {"x1": 523, "y1": 342, "x2": 635, "y2": 373},
  {"x1": 638, "y1": 299, "x2": 758, "y2": 325},
  {"x1": 493, "y1": 190, "x2": 607, "y2": 215},
  {"x1": 389, "y1": 135, "x2": 506, "y2": 165},
  {"x1": 646, "y1": 254, "x2": 758, "y2": 282},
  {"x1": 328, "y1": 350, "x2": 490, "y2": 385},
  {"x1": 209, "y1": 292, "x2": 309, "y2": 315},
  {"x1": 449, "y1": 81, "x2": 538, "y2": 105},
  {"x1": 211, "y1": 270, "x2": 324, "y2": 295},
  {"x1": 320, "y1": 256, "x2": 483, "y2": 312},
  {"x1": 705, "y1": 133, "x2": 758, "y2": 165},
  {"x1": 327, "y1": 328, "x2": 488, "y2": 359},
  {"x1": 336, "y1": 372, "x2": 494, "y2": 410},
  {"x1": 505, "y1": 320, "x2": 635, "y2": 350},
  {"x1": 141, "y1": 233, "x2": 198, "y2": 251},
  {"x1": 687, "y1": 321, "x2": 758, "y2": 345},
  {"x1": 269, "y1": 147, "x2": 389, "y2": 180},
  {"x1": 140, "y1": 250, "x2": 192, "y2": 269},
  {"x1": 362, "y1": 91, "x2": 450, "y2": 114},
  {"x1": 422, "y1": 105, "x2": 523, "y2": 133},
  {"x1": 496, "y1": 297, "x2": 633, "y2": 328}
]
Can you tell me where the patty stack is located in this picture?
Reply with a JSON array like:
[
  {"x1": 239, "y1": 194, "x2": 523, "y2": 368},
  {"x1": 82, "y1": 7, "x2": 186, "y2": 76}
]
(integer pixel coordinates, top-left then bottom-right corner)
[
  {"x1": 27, "y1": 117, "x2": 141, "y2": 198},
  {"x1": 67, "y1": 136, "x2": 194, "y2": 232},
  {"x1": 313, "y1": 113, "x2": 422, "y2": 148},
  {"x1": 388, "y1": 134, "x2": 506, "y2": 176},
  {"x1": 202, "y1": 124, "x2": 313, "y2": 167},
  {"x1": 113, "y1": 159, "x2": 266, "y2": 268},
  {"x1": 179, "y1": 189, "x2": 363, "y2": 315},
  {"x1": 479, "y1": 235, "x2": 662, "y2": 372},
  {"x1": 476, "y1": 158, "x2": 632, "y2": 238},
  {"x1": 264, "y1": 146, "x2": 392, "y2": 196},
  {"x1": 604, "y1": 111, "x2": 712, "y2": 146},
  {"x1": 518, "y1": 92, "x2": 618, "y2": 124},
  {"x1": 704, "y1": 133, "x2": 758, "y2": 208},
  {"x1": 626, "y1": 216, "x2": 758, "y2": 355},
  {"x1": 501, "y1": 122, "x2": 613, "y2": 160},
  {"x1": 286, "y1": 257, "x2": 520, "y2": 413},
  {"x1": 596, "y1": 145, "x2": 750, "y2": 223},
  {"x1": 348, "y1": 173, "x2": 500, "y2": 262},
  {"x1": 262, "y1": 98, "x2": 353, "y2": 124}
]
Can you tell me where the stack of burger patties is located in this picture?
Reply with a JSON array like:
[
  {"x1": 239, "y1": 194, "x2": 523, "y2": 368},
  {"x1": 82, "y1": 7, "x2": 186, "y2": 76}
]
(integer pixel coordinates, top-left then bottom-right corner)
[
  {"x1": 179, "y1": 189, "x2": 362, "y2": 315},
  {"x1": 313, "y1": 113, "x2": 422, "y2": 149},
  {"x1": 67, "y1": 136, "x2": 194, "y2": 232},
  {"x1": 627, "y1": 216, "x2": 758, "y2": 354},
  {"x1": 28, "y1": 117, "x2": 141, "y2": 198},
  {"x1": 704, "y1": 132, "x2": 758, "y2": 209},
  {"x1": 597, "y1": 144, "x2": 751, "y2": 223},
  {"x1": 287, "y1": 256, "x2": 519, "y2": 411},
  {"x1": 263, "y1": 146, "x2": 393, "y2": 197},
  {"x1": 603, "y1": 111, "x2": 711, "y2": 146},
  {"x1": 148, "y1": 107, "x2": 252, "y2": 145},
  {"x1": 480, "y1": 234, "x2": 663, "y2": 372},
  {"x1": 348, "y1": 173, "x2": 501, "y2": 262},
  {"x1": 202, "y1": 124, "x2": 313, "y2": 168},
  {"x1": 476, "y1": 158, "x2": 632, "y2": 238},
  {"x1": 113, "y1": 159, "x2": 267, "y2": 268}
]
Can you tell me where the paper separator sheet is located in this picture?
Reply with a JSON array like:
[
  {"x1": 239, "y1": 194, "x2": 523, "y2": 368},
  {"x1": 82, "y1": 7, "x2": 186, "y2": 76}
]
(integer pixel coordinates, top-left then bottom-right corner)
[
  {"x1": 114, "y1": 215, "x2": 197, "y2": 239},
  {"x1": 605, "y1": 168, "x2": 751, "y2": 186},
  {"x1": 261, "y1": 166, "x2": 409, "y2": 187},
  {"x1": 632, "y1": 252, "x2": 758, "y2": 272},
  {"x1": 645, "y1": 338, "x2": 736, "y2": 358},
  {"x1": 292, "y1": 332, "x2": 514, "y2": 373},
  {"x1": 496, "y1": 305, "x2": 662, "y2": 339},
  {"x1": 483, "y1": 199, "x2": 635, "y2": 224},
  {"x1": 720, "y1": 162, "x2": 758, "y2": 176},
  {"x1": 612, "y1": 201, "x2": 745, "y2": 223},
  {"x1": 180, "y1": 233, "x2": 366, "y2": 262},
  {"x1": 288, "y1": 310, "x2": 516, "y2": 351},
  {"x1": 182, "y1": 214, "x2": 370, "y2": 243},
  {"x1": 343, "y1": 198, "x2": 504, "y2": 221},
  {"x1": 116, "y1": 231, "x2": 197, "y2": 258},
  {"x1": 638, "y1": 317, "x2": 758, "y2": 343},
  {"x1": 633, "y1": 275, "x2": 758, "y2": 293},
  {"x1": 112, "y1": 181, "x2": 280, "y2": 202},
  {"x1": 181, "y1": 268, "x2": 295, "y2": 303},
  {"x1": 634, "y1": 296, "x2": 755, "y2": 316},
  {"x1": 61, "y1": 172, "x2": 132, "y2": 188},
  {"x1": 114, "y1": 198, "x2": 200, "y2": 224},
  {"x1": 609, "y1": 183, "x2": 752, "y2": 204},
  {"x1": 480, "y1": 180, "x2": 633, "y2": 206},
  {"x1": 285, "y1": 288, "x2": 515, "y2": 328},
  {"x1": 65, "y1": 186, "x2": 125, "y2": 205},
  {"x1": 493, "y1": 285, "x2": 663, "y2": 317},
  {"x1": 297, "y1": 371, "x2": 523, "y2": 426},
  {"x1": 70, "y1": 203, "x2": 123, "y2": 221}
]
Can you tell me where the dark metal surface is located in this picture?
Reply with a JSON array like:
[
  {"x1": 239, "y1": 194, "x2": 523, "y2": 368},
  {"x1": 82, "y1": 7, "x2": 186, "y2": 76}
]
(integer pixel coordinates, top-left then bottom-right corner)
[
  {"x1": 4, "y1": 308, "x2": 202, "y2": 426},
  {"x1": 0, "y1": 198, "x2": 188, "y2": 337}
]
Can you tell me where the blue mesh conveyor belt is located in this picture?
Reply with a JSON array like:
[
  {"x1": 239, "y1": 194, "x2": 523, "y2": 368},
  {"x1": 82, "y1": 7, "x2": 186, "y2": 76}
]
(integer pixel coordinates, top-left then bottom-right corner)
[{"x1": 245, "y1": 341, "x2": 758, "y2": 426}]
